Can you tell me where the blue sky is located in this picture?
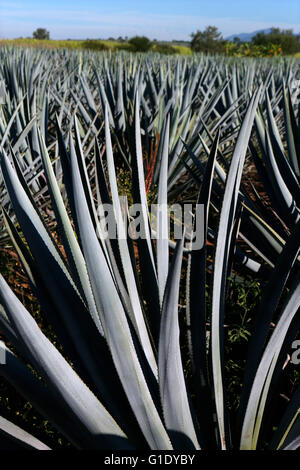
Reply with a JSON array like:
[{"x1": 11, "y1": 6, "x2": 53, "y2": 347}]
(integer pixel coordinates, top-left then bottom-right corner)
[{"x1": 0, "y1": 0, "x2": 299, "y2": 40}]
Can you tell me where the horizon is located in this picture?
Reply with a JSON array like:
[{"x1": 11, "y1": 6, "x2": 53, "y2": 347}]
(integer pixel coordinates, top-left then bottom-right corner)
[{"x1": 0, "y1": 0, "x2": 299, "y2": 41}]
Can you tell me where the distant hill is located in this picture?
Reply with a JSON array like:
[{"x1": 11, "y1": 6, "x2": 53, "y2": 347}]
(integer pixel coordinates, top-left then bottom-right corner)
[{"x1": 226, "y1": 28, "x2": 272, "y2": 42}]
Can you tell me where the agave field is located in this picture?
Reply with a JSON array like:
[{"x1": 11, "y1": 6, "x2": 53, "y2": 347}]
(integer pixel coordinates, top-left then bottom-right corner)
[{"x1": 0, "y1": 46, "x2": 299, "y2": 450}]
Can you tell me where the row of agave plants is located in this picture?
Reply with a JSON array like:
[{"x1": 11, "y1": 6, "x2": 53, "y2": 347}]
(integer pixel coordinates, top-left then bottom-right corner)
[{"x1": 0, "y1": 47, "x2": 299, "y2": 450}]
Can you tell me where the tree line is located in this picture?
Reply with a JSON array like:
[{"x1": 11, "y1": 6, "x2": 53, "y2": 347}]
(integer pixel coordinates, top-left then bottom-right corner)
[
  {"x1": 191, "y1": 26, "x2": 300, "y2": 56},
  {"x1": 32, "y1": 26, "x2": 300, "y2": 56}
]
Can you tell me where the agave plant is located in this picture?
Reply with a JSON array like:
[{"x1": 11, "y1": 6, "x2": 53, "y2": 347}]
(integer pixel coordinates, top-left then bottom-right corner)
[{"x1": 0, "y1": 47, "x2": 299, "y2": 450}]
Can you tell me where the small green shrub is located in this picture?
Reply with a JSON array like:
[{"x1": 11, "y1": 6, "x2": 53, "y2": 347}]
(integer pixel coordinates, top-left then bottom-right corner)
[
  {"x1": 153, "y1": 43, "x2": 176, "y2": 55},
  {"x1": 81, "y1": 40, "x2": 108, "y2": 51},
  {"x1": 128, "y1": 36, "x2": 152, "y2": 52},
  {"x1": 113, "y1": 43, "x2": 133, "y2": 52}
]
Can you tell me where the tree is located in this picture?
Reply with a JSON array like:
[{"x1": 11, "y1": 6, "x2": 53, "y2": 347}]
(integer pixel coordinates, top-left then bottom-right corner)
[
  {"x1": 128, "y1": 36, "x2": 152, "y2": 52},
  {"x1": 191, "y1": 26, "x2": 225, "y2": 54},
  {"x1": 33, "y1": 28, "x2": 50, "y2": 40},
  {"x1": 233, "y1": 36, "x2": 242, "y2": 45},
  {"x1": 252, "y1": 28, "x2": 300, "y2": 54}
]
